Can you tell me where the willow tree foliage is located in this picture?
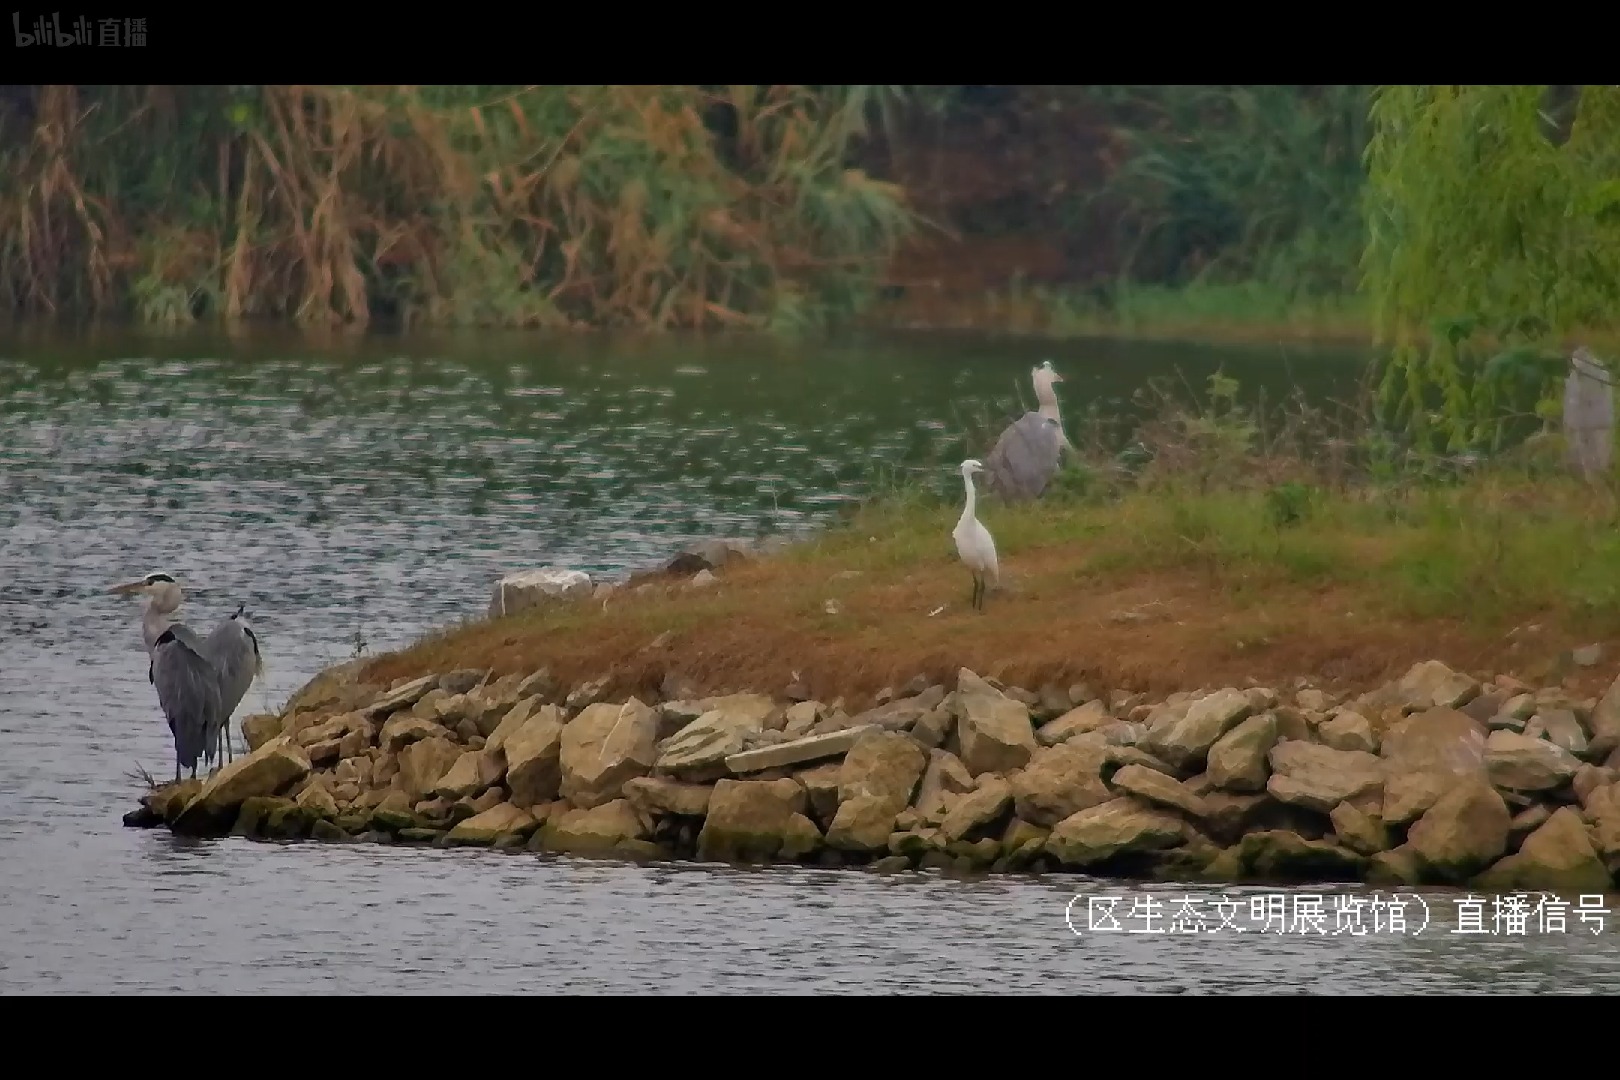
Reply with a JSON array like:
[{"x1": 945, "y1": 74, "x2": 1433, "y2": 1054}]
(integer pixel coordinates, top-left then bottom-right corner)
[{"x1": 1361, "y1": 85, "x2": 1620, "y2": 453}]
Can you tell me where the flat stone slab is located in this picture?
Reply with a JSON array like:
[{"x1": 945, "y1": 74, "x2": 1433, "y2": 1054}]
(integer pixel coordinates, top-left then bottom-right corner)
[
  {"x1": 363, "y1": 674, "x2": 438, "y2": 719},
  {"x1": 725, "y1": 725, "x2": 878, "y2": 774}
]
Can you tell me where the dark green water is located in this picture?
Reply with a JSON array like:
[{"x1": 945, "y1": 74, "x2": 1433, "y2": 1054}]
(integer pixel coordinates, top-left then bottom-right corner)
[{"x1": 19, "y1": 328, "x2": 1611, "y2": 995}]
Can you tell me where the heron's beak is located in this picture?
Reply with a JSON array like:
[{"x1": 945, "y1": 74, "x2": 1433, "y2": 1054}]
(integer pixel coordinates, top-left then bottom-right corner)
[
  {"x1": 109, "y1": 580, "x2": 148, "y2": 596},
  {"x1": 1051, "y1": 372, "x2": 1064, "y2": 382}
]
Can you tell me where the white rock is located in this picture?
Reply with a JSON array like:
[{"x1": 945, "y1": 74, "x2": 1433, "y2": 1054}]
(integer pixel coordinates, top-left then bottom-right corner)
[{"x1": 489, "y1": 567, "x2": 593, "y2": 618}]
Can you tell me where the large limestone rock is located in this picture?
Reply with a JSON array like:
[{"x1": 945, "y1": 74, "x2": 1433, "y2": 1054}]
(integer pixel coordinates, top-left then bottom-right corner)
[
  {"x1": 283, "y1": 658, "x2": 377, "y2": 719},
  {"x1": 445, "y1": 802, "x2": 537, "y2": 846},
  {"x1": 1379, "y1": 706, "x2": 1487, "y2": 825},
  {"x1": 1201, "y1": 791, "x2": 1269, "y2": 844},
  {"x1": 1527, "y1": 709, "x2": 1589, "y2": 757},
  {"x1": 1045, "y1": 797, "x2": 1185, "y2": 868},
  {"x1": 656, "y1": 698, "x2": 775, "y2": 773},
  {"x1": 173, "y1": 736, "x2": 311, "y2": 834},
  {"x1": 489, "y1": 567, "x2": 592, "y2": 618},
  {"x1": 1205, "y1": 712, "x2": 1279, "y2": 792},
  {"x1": 1010, "y1": 741, "x2": 1112, "y2": 827},
  {"x1": 1265, "y1": 740, "x2": 1383, "y2": 813},
  {"x1": 396, "y1": 736, "x2": 462, "y2": 804},
  {"x1": 538, "y1": 799, "x2": 648, "y2": 855},
  {"x1": 503, "y1": 706, "x2": 565, "y2": 808},
  {"x1": 1405, "y1": 778, "x2": 1510, "y2": 881},
  {"x1": 1473, "y1": 807, "x2": 1613, "y2": 893},
  {"x1": 836, "y1": 730, "x2": 927, "y2": 806},
  {"x1": 362, "y1": 673, "x2": 438, "y2": 720},
  {"x1": 839, "y1": 686, "x2": 947, "y2": 734},
  {"x1": 1587, "y1": 672, "x2": 1620, "y2": 756},
  {"x1": 826, "y1": 731, "x2": 927, "y2": 851},
  {"x1": 1318, "y1": 711, "x2": 1377, "y2": 753},
  {"x1": 1140, "y1": 688, "x2": 1253, "y2": 772},
  {"x1": 241, "y1": 713, "x2": 284, "y2": 752},
  {"x1": 939, "y1": 776, "x2": 1013, "y2": 842},
  {"x1": 294, "y1": 776, "x2": 339, "y2": 818},
  {"x1": 914, "y1": 749, "x2": 976, "y2": 819},
  {"x1": 379, "y1": 714, "x2": 449, "y2": 753},
  {"x1": 1584, "y1": 783, "x2": 1620, "y2": 868},
  {"x1": 1236, "y1": 831, "x2": 1367, "y2": 882},
  {"x1": 1362, "y1": 660, "x2": 1480, "y2": 717},
  {"x1": 559, "y1": 698, "x2": 660, "y2": 809},
  {"x1": 795, "y1": 762, "x2": 843, "y2": 825},
  {"x1": 1484, "y1": 729, "x2": 1581, "y2": 792},
  {"x1": 954, "y1": 670, "x2": 1037, "y2": 775},
  {"x1": 622, "y1": 776, "x2": 714, "y2": 819},
  {"x1": 1330, "y1": 801, "x2": 1389, "y2": 856},
  {"x1": 697, "y1": 778, "x2": 821, "y2": 862},
  {"x1": 431, "y1": 749, "x2": 499, "y2": 800},
  {"x1": 1109, "y1": 764, "x2": 1207, "y2": 819},
  {"x1": 484, "y1": 697, "x2": 541, "y2": 754},
  {"x1": 724, "y1": 725, "x2": 874, "y2": 774},
  {"x1": 1037, "y1": 701, "x2": 1113, "y2": 746}
]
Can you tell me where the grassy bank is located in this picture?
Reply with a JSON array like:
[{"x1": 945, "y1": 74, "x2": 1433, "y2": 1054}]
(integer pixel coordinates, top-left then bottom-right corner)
[{"x1": 359, "y1": 380, "x2": 1620, "y2": 710}]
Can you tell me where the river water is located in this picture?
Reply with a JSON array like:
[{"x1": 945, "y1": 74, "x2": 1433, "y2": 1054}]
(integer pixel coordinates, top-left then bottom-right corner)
[{"x1": 2, "y1": 326, "x2": 1616, "y2": 994}]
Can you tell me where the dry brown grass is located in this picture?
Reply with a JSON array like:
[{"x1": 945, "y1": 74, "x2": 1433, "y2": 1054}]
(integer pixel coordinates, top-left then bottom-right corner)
[{"x1": 358, "y1": 487, "x2": 1620, "y2": 712}]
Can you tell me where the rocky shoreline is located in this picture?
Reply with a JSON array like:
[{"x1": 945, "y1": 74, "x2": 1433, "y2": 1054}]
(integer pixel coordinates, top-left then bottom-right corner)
[{"x1": 122, "y1": 653, "x2": 1620, "y2": 895}]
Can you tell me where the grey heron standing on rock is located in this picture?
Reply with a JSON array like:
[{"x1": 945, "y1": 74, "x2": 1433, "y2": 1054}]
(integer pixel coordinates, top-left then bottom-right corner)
[
  {"x1": 201, "y1": 603, "x2": 263, "y2": 768},
  {"x1": 110, "y1": 572, "x2": 263, "y2": 781},
  {"x1": 111, "y1": 572, "x2": 221, "y2": 783}
]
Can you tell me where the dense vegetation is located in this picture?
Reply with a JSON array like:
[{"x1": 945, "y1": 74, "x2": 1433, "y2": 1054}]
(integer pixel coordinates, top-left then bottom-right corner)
[
  {"x1": 1361, "y1": 85, "x2": 1620, "y2": 454},
  {"x1": 5, "y1": 84, "x2": 1619, "y2": 455},
  {"x1": 0, "y1": 85, "x2": 1372, "y2": 334}
]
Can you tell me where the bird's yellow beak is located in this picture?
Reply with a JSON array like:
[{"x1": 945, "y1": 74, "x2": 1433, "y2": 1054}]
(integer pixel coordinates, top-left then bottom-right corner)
[{"x1": 109, "y1": 580, "x2": 148, "y2": 596}]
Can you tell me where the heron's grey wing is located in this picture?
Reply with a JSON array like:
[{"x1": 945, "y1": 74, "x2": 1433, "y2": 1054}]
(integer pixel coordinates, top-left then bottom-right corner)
[
  {"x1": 202, "y1": 617, "x2": 261, "y2": 716},
  {"x1": 151, "y1": 626, "x2": 224, "y2": 769},
  {"x1": 984, "y1": 412, "x2": 1063, "y2": 501}
]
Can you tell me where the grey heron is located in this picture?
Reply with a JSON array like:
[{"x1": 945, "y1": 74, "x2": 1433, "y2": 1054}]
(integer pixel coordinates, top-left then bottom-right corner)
[
  {"x1": 952, "y1": 458, "x2": 999, "y2": 613},
  {"x1": 980, "y1": 362, "x2": 1070, "y2": 502},
  {"x1": 110, "y1": 572, "x2": 224, "y2": 784},
  {"x1": 1032, "y1": 360, "x2": 1075, "y2": 452},
  {"x1": 196, "y1": 603, "x2": 262, "y2": 768}
]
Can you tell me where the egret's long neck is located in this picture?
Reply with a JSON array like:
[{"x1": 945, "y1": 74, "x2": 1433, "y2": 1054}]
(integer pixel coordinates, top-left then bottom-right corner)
[{"x1": 960, "y1": 471, "x2": 978, "y2": 524}]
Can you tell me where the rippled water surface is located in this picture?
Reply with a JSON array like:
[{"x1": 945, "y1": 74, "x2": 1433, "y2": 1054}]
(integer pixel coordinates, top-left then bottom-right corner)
[{"x1": 3, "y1": 326, "x2": 1615, "y2": 994}]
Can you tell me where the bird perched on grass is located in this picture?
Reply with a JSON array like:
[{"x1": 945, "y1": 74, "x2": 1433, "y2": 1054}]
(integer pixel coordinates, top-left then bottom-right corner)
[{"x1": 952, "y1": 458, "x2": 999, "y2": 613}]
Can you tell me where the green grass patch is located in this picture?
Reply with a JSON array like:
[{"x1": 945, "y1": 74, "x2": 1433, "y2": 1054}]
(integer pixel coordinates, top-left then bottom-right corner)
[{"x1": 818, "y1": 465, "x2": 1620, "y2": 636}]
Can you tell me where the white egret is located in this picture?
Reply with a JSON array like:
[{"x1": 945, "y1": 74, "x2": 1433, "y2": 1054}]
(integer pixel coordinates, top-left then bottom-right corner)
[{"x1": 952, "y1": 458, "x2": 999, "y2": 613}]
